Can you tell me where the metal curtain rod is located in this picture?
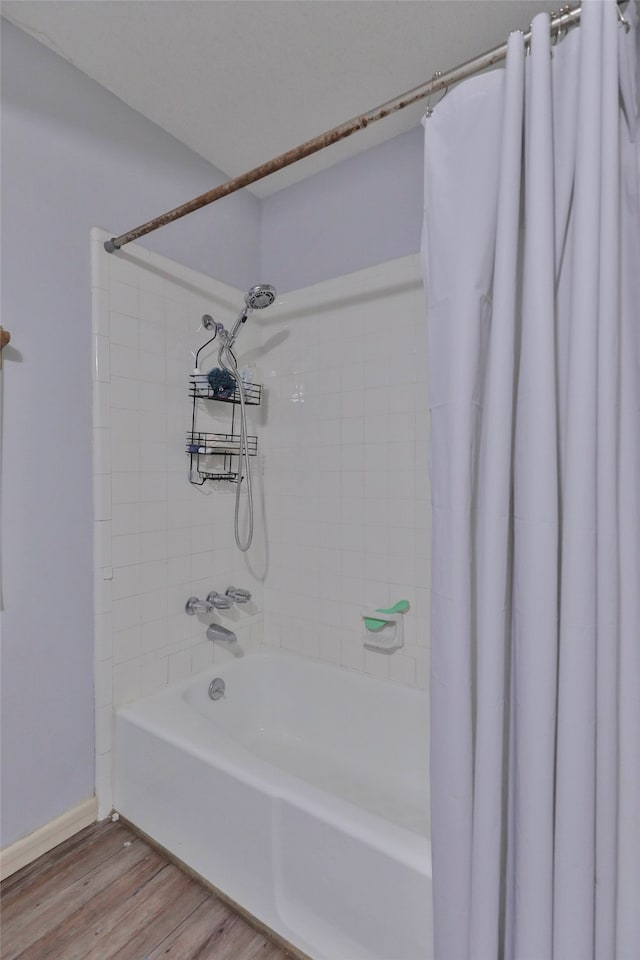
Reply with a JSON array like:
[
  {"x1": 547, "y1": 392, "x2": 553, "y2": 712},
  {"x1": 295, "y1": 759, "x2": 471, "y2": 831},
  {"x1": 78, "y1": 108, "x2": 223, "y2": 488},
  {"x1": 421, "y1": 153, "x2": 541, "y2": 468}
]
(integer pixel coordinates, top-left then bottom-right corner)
[{"x1": 104, "y1": 2, "x2": 605, "y2": 254}]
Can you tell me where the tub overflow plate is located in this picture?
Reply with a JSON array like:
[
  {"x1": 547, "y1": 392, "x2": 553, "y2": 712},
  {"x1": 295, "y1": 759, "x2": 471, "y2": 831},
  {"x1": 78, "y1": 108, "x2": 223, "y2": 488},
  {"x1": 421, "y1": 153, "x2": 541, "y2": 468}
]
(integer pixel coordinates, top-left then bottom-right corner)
[{"x1": 208, "y1": 677, "x2": 225, "y2": 701}]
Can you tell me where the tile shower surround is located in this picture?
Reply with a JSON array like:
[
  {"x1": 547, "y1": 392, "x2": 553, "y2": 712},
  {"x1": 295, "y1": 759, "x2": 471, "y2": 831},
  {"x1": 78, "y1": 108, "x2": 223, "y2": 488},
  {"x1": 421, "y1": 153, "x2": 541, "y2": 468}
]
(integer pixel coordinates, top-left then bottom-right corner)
[
  {"x1": 92, "y1": 232, "x2": 430, "y2": 812},
  {"x1": 259, "y1": 258, "x2": 430, "y2": 686},
  {"x1": 91, "y1": 229, "x2": 265, "y2": 813}
]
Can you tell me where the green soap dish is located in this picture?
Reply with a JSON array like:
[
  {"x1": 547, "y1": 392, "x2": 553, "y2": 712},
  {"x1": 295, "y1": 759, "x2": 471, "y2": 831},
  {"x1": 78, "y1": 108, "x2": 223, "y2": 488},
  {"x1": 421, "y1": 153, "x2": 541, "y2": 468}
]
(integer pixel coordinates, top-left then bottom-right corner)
[{"x1": 364, "y1": 599, "x2": 410, "y2": 632}]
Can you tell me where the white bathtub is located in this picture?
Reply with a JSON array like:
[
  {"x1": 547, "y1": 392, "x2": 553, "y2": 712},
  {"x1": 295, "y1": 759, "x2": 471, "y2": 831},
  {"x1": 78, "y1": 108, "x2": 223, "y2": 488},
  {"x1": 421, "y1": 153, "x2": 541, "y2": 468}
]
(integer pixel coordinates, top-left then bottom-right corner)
[{"x1": 114, "y1": 647, "x2": 432, "y2": 960}]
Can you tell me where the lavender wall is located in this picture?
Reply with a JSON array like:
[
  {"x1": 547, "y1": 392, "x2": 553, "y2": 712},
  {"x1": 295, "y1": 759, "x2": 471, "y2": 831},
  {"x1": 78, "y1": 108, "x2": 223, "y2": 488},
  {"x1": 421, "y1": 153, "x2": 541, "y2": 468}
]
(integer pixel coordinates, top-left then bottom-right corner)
[
  {"x1": 260, "y1": 126, "x2": 424, "y2": 292},
  {"x1": 1, "y1": 17, "x2": 424, "y2": 851},
  {"x1": 0, "y1": 20, "x2": 260, "y2": 848}
]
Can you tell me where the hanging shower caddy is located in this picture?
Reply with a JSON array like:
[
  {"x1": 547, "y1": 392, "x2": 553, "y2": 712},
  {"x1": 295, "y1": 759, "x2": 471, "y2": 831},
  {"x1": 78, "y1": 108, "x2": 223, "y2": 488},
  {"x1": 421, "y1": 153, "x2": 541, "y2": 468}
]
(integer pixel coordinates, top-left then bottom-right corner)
[{"x1": 187, "y1": 373, "x2": 262, "y2": 485}]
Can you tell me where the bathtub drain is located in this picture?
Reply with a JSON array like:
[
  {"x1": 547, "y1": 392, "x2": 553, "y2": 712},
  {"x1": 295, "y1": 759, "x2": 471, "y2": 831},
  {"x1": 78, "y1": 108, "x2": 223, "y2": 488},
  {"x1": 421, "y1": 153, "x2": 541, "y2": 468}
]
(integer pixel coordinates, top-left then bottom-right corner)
[{"x1": 208, "y1": 678, "x2": 225, "y2": 701}]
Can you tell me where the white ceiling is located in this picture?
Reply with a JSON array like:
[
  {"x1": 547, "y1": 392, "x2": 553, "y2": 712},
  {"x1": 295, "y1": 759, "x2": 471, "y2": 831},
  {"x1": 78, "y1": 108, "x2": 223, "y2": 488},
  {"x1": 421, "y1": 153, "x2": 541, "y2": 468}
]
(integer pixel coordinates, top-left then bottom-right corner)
[{"x1": 3, "y1": 0, "x2": 558, "y2": 197}]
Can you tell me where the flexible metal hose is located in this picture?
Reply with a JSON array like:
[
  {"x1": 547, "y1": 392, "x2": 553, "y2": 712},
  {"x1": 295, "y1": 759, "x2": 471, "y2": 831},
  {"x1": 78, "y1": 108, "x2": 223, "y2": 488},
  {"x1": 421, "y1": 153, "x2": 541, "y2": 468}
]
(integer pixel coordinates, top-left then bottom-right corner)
[{"x1": 218, "y1": 344, "x2": 253, "y2": 552}]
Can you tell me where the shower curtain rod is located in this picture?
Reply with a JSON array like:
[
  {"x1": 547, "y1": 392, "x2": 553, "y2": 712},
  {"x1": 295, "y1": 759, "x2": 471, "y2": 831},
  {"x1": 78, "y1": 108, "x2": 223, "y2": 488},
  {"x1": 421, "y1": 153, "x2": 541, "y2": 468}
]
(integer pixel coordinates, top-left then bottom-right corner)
[{"x1": 103, "y1": 1, "x2": 620, "y2": 254}]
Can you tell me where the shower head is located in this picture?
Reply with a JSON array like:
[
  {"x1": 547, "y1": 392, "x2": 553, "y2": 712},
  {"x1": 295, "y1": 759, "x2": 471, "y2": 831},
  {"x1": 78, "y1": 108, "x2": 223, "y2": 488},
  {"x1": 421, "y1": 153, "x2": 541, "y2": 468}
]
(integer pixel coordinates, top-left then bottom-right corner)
[
  {"x1": 225, "y1": 284, "x2": 277, "y2": 346},
  {"x1": 245, "y1": 284, "x2": 277, "y2": 311}
]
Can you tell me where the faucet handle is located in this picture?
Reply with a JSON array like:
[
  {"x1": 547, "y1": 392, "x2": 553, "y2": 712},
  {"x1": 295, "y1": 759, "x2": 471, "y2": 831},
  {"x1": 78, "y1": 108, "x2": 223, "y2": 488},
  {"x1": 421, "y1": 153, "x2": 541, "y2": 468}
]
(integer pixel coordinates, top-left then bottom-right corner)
[
  {"x1": 225, "y1": 586, "x2": 252, "y2": 604},
  {"x1": 185, "y1": 596, "x2": 210, "y2": 616},
  {"x1": 206, "y1": 591, "x2": 234, "y2": 610}
]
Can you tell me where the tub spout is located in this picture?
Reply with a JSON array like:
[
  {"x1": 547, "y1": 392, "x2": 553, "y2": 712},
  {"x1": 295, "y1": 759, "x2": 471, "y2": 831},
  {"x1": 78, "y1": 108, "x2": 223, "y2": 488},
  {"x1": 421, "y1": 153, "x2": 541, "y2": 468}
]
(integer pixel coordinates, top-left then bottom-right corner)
[{"x1": 206, "y1": 623, "x2": 237, "y2": 646}]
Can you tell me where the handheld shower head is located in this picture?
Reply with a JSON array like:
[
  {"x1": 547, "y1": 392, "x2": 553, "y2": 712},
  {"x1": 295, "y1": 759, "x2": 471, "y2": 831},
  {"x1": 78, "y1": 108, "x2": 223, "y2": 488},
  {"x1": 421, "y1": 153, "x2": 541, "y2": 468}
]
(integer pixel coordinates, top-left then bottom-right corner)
[
  {"x1": 214, "y1": 282, "x2": 277, "y2": 554},
  {"x1": 226, "y1": 284, "x2": 277, "y2": 345},
  {"x1": 245, "y1": 284, "x2": 277, "y2": 310}
]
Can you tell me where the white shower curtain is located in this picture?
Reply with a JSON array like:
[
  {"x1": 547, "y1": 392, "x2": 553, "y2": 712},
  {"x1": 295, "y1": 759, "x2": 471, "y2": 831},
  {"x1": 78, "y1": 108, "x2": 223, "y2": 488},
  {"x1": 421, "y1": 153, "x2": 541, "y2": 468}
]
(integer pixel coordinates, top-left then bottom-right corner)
[{"x1": 421, "y1": 3, "x2": 639, "y2": 958}]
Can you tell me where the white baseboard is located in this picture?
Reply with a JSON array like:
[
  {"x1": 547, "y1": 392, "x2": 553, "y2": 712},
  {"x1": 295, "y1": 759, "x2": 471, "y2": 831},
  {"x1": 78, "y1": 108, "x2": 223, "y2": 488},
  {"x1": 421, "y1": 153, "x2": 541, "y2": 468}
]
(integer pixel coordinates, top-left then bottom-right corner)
[{"x1": 0, "y1": 796, "x2": 98, "y2": 881}]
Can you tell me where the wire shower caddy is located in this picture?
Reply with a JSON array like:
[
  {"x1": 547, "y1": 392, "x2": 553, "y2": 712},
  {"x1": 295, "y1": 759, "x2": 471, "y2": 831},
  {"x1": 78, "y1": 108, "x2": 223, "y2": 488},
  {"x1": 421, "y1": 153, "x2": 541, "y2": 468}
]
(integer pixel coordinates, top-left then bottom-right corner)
[{"x1": 187, "y1": 373, "x2": 262, "y2": 485}]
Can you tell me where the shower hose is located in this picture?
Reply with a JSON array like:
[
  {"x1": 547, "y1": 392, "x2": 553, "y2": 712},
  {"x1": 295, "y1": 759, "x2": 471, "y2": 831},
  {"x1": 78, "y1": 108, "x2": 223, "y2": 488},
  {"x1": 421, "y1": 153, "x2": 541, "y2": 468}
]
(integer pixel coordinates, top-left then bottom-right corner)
[{"x1": 218, "y1": 343, "x2": 254, "y2": 552}]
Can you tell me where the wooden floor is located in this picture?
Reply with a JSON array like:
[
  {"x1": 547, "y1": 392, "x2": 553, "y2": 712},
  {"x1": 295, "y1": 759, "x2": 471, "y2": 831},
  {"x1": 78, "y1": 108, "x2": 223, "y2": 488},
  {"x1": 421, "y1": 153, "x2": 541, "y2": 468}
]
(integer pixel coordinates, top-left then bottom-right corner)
[{"x1": 1, "y1": 820, "x2": 293, "y2": 960}]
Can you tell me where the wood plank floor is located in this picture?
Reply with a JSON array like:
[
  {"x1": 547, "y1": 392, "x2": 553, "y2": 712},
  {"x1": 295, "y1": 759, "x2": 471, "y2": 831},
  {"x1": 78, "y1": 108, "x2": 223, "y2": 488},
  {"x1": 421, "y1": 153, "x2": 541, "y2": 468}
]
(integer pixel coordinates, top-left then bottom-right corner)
[{"x1": 1, "y1": 820, "x2": 293, "y2": 960}]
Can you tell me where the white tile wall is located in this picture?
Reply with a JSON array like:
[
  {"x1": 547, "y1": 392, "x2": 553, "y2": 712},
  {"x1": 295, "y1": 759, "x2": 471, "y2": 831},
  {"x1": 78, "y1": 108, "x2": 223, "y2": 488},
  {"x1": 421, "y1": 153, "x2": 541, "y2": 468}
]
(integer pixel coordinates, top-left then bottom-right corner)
[
  {"x1": 259, "y1": 255, "x2": 431, "y2": 689},
  {"x1": 92, "y1": 233, "x2": 430, "y2": 817},
  {"x1": 91, "y1": 229, "x2": 264, "y2": 815}
]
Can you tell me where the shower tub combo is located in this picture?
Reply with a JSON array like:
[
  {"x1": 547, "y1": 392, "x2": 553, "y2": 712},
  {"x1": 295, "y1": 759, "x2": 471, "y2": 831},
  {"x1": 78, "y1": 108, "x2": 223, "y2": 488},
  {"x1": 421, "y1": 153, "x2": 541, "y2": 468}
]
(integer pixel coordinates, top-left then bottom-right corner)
[{"x1": 115, "y1": 648, "x2": 432, "y2": 960}]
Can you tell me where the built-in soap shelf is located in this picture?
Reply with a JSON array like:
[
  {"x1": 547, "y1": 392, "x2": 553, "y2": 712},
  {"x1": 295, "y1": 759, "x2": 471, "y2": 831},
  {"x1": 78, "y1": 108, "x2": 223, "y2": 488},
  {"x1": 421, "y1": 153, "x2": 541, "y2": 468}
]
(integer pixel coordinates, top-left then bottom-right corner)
[{"x1": 362, "y1": 605, "x2": 407, "y2": 653}]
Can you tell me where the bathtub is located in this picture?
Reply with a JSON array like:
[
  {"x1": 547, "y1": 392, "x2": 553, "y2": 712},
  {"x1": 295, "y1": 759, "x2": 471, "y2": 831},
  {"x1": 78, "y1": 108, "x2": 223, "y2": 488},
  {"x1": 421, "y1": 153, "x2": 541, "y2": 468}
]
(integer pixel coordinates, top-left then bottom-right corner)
[{"x1": 114, "y1": 647, "x2": 432, "y2": 960}]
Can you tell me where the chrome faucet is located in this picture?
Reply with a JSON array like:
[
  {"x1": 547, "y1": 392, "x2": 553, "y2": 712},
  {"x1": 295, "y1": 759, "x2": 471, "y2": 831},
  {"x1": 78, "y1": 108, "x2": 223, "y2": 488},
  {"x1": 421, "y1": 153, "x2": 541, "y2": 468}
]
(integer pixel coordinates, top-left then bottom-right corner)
[
  {"x1": 225, "y1": 586, "x2": 251, "y2": 603},
  {"x1": 185, "y1": 588, "x2": 251, "y2": 615},
  {"x1": 185, "y1": 591, "x2": 233, "y2": 616},
  {"x1": 206, "y1": 623, "x2": 237, "y2": 646}
]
